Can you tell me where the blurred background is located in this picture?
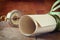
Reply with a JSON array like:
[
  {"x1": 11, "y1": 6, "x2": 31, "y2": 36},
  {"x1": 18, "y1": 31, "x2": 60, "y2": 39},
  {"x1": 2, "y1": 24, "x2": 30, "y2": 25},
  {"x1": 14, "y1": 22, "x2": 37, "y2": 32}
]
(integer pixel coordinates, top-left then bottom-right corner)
[{"x1": 0, "y1": 0, "x2": 57, "y2": 16}]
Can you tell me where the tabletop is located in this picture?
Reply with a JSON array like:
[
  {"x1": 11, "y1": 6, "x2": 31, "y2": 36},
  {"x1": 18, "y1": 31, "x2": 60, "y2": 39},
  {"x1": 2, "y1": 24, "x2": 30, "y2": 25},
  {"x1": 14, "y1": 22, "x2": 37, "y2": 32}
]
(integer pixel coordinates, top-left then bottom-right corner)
[{"x1": 0, "y1": 21, "x2": 60, "y2": 40}]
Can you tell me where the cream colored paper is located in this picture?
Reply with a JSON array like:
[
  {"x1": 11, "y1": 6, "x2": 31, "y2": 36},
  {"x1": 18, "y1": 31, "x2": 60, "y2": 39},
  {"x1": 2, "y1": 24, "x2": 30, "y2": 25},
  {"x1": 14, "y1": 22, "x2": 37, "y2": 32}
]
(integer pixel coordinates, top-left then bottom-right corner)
[{"x1": 19, "y1": 14, "x2": 56, "y2": 36}]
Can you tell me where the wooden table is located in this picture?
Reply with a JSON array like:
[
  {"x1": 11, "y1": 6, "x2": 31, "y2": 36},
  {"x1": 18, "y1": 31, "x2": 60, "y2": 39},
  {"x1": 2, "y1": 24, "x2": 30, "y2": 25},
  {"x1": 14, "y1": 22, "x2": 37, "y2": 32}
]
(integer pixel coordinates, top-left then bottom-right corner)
[
  {"x1": 0, "y1": 21, "x2": 34, "y2": 40},
  {"x1": 0, "y1": 21, "x2": 60, "y2": 40}
]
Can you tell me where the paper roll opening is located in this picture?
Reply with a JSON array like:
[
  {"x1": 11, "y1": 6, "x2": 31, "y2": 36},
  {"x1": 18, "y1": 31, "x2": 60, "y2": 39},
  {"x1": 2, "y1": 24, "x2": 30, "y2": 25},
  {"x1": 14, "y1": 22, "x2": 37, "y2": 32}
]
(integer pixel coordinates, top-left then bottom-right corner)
[{"x1": 19, "y1": 16, "x2": 36, "y2": 34}]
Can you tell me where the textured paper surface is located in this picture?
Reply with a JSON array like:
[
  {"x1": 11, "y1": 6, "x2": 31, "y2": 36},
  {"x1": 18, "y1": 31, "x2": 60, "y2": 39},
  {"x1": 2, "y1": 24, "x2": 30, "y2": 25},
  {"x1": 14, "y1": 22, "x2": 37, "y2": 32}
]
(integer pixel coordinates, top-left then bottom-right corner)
[{"x1": 19, "y1": 14, "x2": 56, "y2": 36}]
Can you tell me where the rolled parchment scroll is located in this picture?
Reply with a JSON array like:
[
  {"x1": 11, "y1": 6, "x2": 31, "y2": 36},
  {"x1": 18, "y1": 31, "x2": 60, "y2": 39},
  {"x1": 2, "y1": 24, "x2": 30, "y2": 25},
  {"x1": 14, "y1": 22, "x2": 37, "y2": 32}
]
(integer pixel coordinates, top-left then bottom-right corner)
[
  {"x1": 19, "y1": 0, "x2": 60, "y2": 36},
  {"x1": 19, "y1": 14, "x2": 57, "y2": 36},
  {"x1": 6, "y1": 10, "x2": 22, "y2": 27}
]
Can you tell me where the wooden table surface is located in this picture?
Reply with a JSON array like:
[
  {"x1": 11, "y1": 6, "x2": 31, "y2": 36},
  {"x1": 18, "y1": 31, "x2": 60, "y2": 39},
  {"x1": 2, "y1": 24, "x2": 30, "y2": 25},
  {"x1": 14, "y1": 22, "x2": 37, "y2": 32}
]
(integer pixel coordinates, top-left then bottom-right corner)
[
  {"x1": 0, "y1": 21, "x2": 60, "y2": 40},
  {"x1": 0, "y1": 21, "x2": 34, "y2": 40}
]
